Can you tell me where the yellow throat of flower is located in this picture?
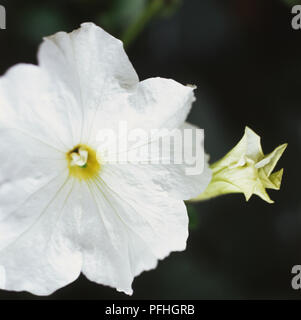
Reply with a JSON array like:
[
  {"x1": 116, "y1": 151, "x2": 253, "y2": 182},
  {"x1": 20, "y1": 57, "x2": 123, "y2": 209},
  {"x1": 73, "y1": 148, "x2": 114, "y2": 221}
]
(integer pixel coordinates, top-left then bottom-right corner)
[{"x1": 67, "y1": 144, "x2": 101, "y2": 180}]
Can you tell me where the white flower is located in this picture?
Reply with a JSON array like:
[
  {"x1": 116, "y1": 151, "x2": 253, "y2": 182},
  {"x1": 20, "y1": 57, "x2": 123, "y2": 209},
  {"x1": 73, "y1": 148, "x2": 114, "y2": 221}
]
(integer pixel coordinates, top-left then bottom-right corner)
[{"x1": 0, "y1": 23, "x2": 211, "y2": 295}]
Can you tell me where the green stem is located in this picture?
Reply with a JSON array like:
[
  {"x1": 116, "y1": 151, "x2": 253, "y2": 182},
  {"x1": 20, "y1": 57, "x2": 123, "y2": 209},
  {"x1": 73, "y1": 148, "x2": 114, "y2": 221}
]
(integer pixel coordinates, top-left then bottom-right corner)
[
  {"x1": 282, "y1": 0, "x2": 301, "y2": 6},
  {"x1": 122, "y1": 0, "x2": 165, "y2": 48}
]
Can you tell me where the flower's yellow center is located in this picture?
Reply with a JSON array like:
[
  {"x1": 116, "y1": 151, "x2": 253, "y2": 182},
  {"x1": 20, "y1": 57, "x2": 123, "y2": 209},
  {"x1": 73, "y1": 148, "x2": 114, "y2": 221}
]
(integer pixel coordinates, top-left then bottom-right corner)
[{"x1": 67, "y1": 144, "x2": 100, "y2": 180}]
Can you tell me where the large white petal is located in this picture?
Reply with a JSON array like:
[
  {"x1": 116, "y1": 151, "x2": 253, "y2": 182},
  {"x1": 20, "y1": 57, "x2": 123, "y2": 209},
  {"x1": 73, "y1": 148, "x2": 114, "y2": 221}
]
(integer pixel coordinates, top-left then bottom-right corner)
[
  {"x1": 0, "y1": 177, "x2": 82, "y2": 295},
  {"x1": 38, "y1": 22, "x2": 139, "y2": 143},
  {"x1": 0, "y1": 63, "x2": 79, "y2": 150},
  {"x1": 80, "y1": 174, "x2": 188, "y2": 295},
  {"x1": 0, "y1": 129, "x2": 66, "y2": 236}
]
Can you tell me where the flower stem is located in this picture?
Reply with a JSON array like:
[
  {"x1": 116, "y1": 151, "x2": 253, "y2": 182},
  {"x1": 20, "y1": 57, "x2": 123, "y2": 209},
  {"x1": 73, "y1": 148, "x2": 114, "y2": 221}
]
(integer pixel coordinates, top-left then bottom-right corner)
[{"x1": 122, "y1": 0, "x2": 165, "y2": 48}]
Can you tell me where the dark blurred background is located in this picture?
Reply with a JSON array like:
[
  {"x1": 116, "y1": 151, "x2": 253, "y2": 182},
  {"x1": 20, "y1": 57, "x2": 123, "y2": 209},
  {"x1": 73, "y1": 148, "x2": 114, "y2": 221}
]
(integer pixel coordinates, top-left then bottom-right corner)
[{"x1": 0, "y1": 0, "x2": 300, "y2": 299}]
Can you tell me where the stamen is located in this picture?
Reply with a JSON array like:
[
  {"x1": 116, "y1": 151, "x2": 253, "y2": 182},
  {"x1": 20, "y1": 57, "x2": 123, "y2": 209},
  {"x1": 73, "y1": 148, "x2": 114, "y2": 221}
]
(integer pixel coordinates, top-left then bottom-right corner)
[
  {"x1": 67, "y1": 144, "x2": 101, "y2": 180},
  {"x1": 70, "y1": 147, "x2": 88, "y2": 167}
]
